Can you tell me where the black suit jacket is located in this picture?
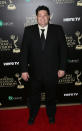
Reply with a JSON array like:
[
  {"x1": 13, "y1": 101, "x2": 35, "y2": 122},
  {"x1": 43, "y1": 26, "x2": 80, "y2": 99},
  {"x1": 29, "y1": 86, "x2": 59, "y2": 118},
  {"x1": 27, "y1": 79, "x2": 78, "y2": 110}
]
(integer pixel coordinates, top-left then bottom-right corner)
[{"x1": 21, "y1": 24, "x2": 67, "y2": 80}]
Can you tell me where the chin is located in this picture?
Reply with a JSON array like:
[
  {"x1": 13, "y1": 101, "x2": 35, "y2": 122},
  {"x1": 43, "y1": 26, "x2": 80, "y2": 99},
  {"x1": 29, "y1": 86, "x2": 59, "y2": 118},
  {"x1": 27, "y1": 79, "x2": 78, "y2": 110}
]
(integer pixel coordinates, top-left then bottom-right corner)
[{"x1": 41, "y1": 24, "x2": 47, "y2": 27}]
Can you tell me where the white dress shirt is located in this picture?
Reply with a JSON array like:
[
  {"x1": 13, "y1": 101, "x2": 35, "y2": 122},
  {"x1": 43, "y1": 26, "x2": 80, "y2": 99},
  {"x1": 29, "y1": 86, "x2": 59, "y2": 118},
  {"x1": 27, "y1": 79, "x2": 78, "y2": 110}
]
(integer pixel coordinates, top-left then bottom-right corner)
[{"x1": 38, "y1": 24, "x2": 48, "y2": 39}]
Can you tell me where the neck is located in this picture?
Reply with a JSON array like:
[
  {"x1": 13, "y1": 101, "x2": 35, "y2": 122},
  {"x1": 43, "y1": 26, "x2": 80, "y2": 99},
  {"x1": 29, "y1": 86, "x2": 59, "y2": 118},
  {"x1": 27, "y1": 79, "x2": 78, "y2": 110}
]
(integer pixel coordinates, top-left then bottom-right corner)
[{"x1": 39, "y1": 24, "x2": 48, "y2": 28}]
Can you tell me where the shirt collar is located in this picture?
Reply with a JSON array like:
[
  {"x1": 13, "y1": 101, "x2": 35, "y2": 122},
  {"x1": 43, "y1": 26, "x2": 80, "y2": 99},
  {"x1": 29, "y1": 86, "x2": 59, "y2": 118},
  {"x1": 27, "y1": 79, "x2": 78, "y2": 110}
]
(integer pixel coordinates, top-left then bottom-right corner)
[{"x1": 38, "y1": 24, "x2": 48, "y2": 30}]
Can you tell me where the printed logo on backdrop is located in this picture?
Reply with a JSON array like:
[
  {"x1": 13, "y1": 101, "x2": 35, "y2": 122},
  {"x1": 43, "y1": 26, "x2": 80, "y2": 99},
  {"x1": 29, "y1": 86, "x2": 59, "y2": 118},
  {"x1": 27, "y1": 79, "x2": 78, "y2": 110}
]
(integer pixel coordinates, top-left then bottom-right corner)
[
  {"x1": 65, "y1": 31, "x2": 82, "y2": 50},
  {"x1": 15, "y1": 73, "x2": 24, "y2": 89},
  {"x1": 0, "y1": 38, "x2": 12, "y2": 51},
  {"x1": 10, "y1": 35, "x2": 20, "y2": 53},
  {"x1": 24, "y1": 14, "x2": 53, "y2": 27},
  {"x1": 64, "y1": 93, "x2": 79, "y2": 97},
  {"x1": 25, "y1": 0, "x2": 56, "y2": 2},
  {"x1": 55, "y1": 0, "x2": 75, "y2": 4},
  {"x1": 0, "y1": 35, "x2": 20, "y2": 53},
  {"x1": 65, "y1": 34, "x2": 76, "y2": 48},
  {"x1": 24, "y1": 15, "x2": 37, "y2": 27},
  {"x1": 77, "y1": 0, "x2": 82, "y2": 6},
  {"x1": 3, "y1": 62, "x2": 19, "y2": 66},
  {"x1": 0, "y1": 20, "x2": 13, "y2": 27},
  {"x1": 55, "y1": 0, "x2": 82, "y2": 6},
  {"x1": 25, "y1": 0, "x2": 80, "y2": 6},
  {"x1": 75, "y1": 70, "x2": 82, "y2": 86},
  {"x1": 67, "y1": 58, "x2": 79, "y2": 64},
  {"x1": 63, "y1": 17, "x2": 80, "y2": 22},
  {"x1": 41, "y1": 92, "x2": 46, "y2": 102},
  {"x1": 58, "y1": 74, "x2": 75, "y2": 85},
  {"x1": 0, "y1": 0, "x2": 6, "y2": 8},
  {"x1": 0, "y1": 74, "x2": 24, "y2": 89},
  {"x1": 58, "y1": 70, "x2": 82, "y2": 86},
  {"x1": 8, "y1": 96, "x2": 22, "y2": 101},
  {"x1": 0, "y1": 0, "x2": 16, "y2": 10},
  {"x1": 7, "y1": 0, "x2": 16, "y2": 10},
  {"x1": 75, "y1": 31, "x2": 82, "y2": 50},
  {"x1": 25, "y1": 0, "x2": 54, "y2": 2},
  {"x1": 0, "y1": 102, "x2": 2, "y2": 106},
  {"x1": 0, "y1": 76, "x2": 17, "y2": 88}
]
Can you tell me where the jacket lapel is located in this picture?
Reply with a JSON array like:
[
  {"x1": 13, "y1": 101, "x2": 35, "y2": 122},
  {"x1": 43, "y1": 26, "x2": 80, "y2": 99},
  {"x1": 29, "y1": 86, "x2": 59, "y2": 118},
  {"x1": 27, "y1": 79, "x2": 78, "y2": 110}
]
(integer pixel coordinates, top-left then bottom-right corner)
[
  {"x1": 46, "y1": 24, "x2": 51, "y2": 43},
  {"x1": 34, "y1": 24, "x2": 52, "y2": 50},
  {"x1": 35, "y1": 24, "x2": 41, "y2": 41}
]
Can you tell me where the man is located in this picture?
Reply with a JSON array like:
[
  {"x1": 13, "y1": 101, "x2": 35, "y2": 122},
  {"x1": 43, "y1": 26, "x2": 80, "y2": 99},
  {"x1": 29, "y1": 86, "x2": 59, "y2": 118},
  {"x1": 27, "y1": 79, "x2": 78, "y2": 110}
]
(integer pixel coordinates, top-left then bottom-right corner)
[{"x1": 21, "y1": 5, "x2": 67, "y2": 124}]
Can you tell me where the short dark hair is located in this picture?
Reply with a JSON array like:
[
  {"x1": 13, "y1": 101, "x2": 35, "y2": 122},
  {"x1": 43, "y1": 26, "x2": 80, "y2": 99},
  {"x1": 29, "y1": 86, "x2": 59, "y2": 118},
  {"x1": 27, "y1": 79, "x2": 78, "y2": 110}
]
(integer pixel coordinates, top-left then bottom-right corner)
[{"x1": 36, "y1": 5, "x2": 50, "y2": 16}]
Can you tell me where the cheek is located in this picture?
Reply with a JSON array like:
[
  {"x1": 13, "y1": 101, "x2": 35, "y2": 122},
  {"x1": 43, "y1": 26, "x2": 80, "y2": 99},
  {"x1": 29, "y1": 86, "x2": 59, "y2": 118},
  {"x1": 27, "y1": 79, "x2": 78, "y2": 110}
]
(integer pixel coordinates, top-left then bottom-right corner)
[
  {"x1": 44, "y1": 17, "x2": 49, "y2": 21},
  {"x1": 38, "y1": 18, "x2": 42, "y2": 22},
  {"x1": 45, "y1": 19, "x2": 48, "y2": 22}
]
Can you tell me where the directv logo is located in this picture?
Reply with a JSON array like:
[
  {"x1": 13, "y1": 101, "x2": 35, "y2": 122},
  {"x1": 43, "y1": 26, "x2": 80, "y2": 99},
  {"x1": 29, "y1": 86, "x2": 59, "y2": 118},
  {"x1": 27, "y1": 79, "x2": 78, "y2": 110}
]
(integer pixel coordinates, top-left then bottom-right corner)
[
  {"x1": 63, "y1": 17, "x2": 80, "y2": 22},
  {"x1": 64, "y1": 93, "x2": 78, "y2": 96},
  {"x1": 3, "y1": 62, "x2": 19, "y2": 66}
]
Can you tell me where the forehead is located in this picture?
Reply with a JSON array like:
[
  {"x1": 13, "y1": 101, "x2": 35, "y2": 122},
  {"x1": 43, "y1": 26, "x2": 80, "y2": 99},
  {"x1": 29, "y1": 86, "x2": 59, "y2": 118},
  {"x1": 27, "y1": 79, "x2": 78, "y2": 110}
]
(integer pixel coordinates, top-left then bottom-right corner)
[{"x1": 37, "y1": 10, "x2": 48, "y2": 15}]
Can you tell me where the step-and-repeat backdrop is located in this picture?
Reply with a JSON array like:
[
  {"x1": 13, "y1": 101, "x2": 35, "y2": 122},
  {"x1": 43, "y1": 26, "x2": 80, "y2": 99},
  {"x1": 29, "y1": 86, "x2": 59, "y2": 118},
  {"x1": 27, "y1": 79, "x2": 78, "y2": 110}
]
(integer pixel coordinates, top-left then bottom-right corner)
[{"x1": 0, "y1": 0, "x2": 82, "y2": 107}]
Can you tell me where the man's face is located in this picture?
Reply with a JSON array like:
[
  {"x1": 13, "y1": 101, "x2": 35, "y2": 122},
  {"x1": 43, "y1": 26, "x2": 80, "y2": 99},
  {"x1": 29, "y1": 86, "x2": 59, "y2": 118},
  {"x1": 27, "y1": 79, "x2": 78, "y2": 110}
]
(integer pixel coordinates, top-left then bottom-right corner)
[{"x1": 36, "y1": 10, "x2": 50, "y2": 27}]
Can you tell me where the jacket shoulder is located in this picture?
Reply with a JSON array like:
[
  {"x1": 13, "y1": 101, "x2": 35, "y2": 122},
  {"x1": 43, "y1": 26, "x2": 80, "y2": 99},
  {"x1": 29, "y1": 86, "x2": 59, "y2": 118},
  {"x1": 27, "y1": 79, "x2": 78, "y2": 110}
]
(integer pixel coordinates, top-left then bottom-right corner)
[
  {"x1": 25, "y1": 24, "x2": 37, "y2": 30},
  {"x1": 49, "y1": 24, "x2": 63, "y2": 30}
]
